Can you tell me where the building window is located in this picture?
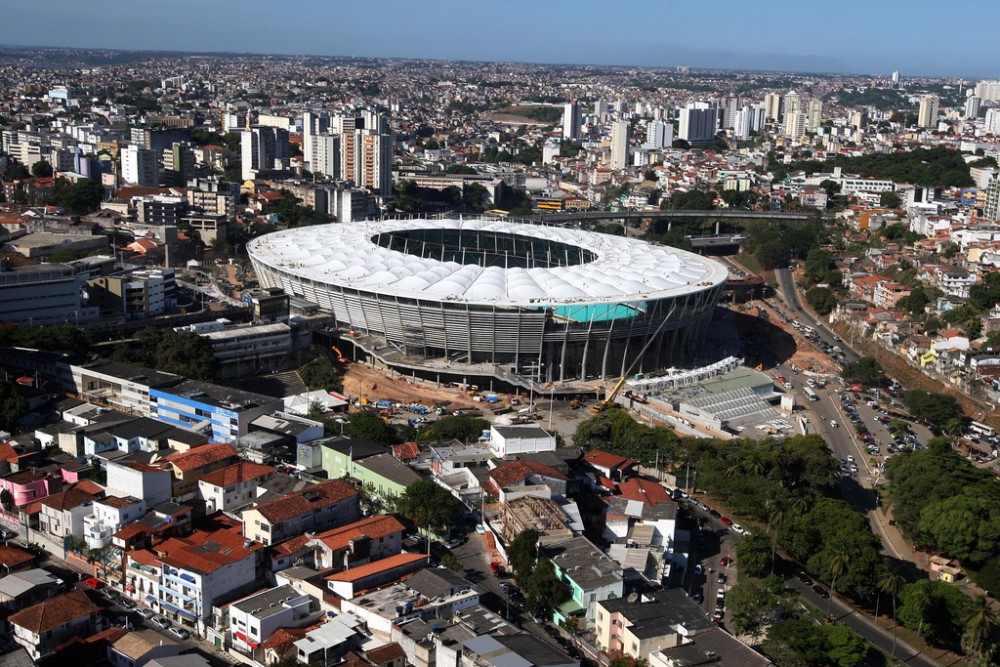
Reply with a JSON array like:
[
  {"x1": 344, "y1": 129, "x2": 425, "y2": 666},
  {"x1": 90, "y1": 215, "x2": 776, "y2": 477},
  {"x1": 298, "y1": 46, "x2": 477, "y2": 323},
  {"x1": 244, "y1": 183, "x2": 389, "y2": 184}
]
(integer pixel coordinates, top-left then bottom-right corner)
[
  {"x1": 597, "y1": 612, "x2": 603, "y2": 622},
  {"x1": 632, "y1": 643, "x2": 638, "y2": 653}
]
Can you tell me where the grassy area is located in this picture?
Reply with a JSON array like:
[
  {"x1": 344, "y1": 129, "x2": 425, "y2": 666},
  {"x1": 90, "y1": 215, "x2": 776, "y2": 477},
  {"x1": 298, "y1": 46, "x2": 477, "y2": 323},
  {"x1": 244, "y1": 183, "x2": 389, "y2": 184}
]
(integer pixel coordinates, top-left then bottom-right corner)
[
  {"x1": 732, "y1": 252, "x2": 764, "y2": 275},
  {"x1": 501, "y1": 105, "x2": 562, "y2": 123}
]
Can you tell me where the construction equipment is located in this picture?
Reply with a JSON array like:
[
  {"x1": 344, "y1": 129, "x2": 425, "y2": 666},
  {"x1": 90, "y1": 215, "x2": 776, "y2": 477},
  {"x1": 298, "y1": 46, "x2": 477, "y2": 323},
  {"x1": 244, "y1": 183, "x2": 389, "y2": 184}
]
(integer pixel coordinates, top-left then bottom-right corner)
[
  {"x1": 588, "y1": 300, "x2": 680, "y2": 415},
  {"x1": 331, "y1": 346, "x2": 347, "y2": 364}
]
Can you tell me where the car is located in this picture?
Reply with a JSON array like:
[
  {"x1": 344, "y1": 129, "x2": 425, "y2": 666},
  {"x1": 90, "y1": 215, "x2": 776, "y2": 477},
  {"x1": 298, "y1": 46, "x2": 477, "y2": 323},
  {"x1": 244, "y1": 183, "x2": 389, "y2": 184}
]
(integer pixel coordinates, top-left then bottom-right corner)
[
  {"x1": 709, "y1": 509, "x2": 721, "y2": 519},
  {"x1": 84, "y1": 577, "x2": 102, "y2": 589},
  {"x1": 150, "y1": 616, "x2": 172, "y2": 629},
  {"x1": 499, "y1": 581, "x2": 516, "y2": 591},
  {"x1": 691, "y1": 590, "x2": 704, "y2": 603},
  {"x1": 694, "y1": 563, "x2": 704, "y2": 576},
  {"x1": 719, "y1": 556, "x2": 734, "y2": 566},
  {"x1": 0, "y1": 529, "x2": 14, "y2": 539},
  {"x1": 475, "y1": 524, "x2": 486, "y2": 534},
  {"x1": 717, "y1": 572, "x2": 727, "y2": 585},
  {"x1": 138, "y1": 608, "x2": 156, "y2": 619},
  {"x1": 846, "y1": 455, "x2": 855, "y2": 462},
  {"x1": 713, "y1": 608, "x2": 724, "y2": 623},
  {"x1": 447, "y1": 538, "x2": 465, "y2": 549},
  {"x1": 120, "y1": 598, "x2": 137, "y2": 610},
  {"x1": 812, "y1": 584, "x2": 830, "y2": 599},
  {"x1": 797, "y1": 574, "x2": 813, "y2": 586},
  {"x1": 731, "y1": 524, "x2": 747, "y2": 535},
  {"x1": 168, "y1": 626, "x2": 191, "y2": 640},
  {"x1": 720, "y1": 516, "x2": 733, "y2": 526}
]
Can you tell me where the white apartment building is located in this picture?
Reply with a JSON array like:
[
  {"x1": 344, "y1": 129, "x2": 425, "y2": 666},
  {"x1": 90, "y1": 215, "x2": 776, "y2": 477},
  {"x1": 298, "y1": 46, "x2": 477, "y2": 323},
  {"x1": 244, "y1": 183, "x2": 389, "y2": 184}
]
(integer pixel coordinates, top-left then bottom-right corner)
[
  {"x1": 197, "y1": 460, "x2": 275, "y2": 513},
  {"x1": 107, "y1": 460, "x2": 174, "y2": 507},
  {"x1": 489, "y1": 424, "x2": 556, "y2": 457},
  {"x1": 228, "y1": 585, "x2": 323, "y2": 653},
  {"x1": 84, "y1": 495, "x2": 145, "y2": 550},
  {"x1": 122, "y1": 144, "x2": 158, "y2": 186},
  {"x1": 610, "y1": 121, "x2": 630, "y2": 170}
]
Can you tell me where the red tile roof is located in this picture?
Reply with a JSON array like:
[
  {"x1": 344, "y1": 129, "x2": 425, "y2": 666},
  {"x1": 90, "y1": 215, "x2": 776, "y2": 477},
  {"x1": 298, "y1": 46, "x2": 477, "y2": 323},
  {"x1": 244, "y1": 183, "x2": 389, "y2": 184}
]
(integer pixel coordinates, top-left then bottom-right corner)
[
  {"x1": 270, "y1": 534, "x2": 311, "y2": 558},
  {"x1": 8, "y1": 589, "x2": 98, "y2": 634},
  {"x1": 0, "y1": 544, "x2": 35, "y2": 568},
  {"x1": 253, "y1": 479, "x2": 357, "y2": 524},
  {"x1": 165, "y1": 443, "x2": 239, "y2": 472},
  {"x1": 71, "y1": 479, "x2": 106, "y2": 497},
  {"x1": 489, "y1": 460, "x2": 567, "y2": 489},
  {"x1": 259, "y1": 623, "x2": 322, "y2": 651},
  {"x1": 157, "y1": 523, "x2": 261, "y2": 574},
  {"x1": 311, "y1": 515, "x2": 405, "y2": 551},
  {"x1": 325, "y1": 553, "x2": 427, "y2": 582},
  {"x1": 200, "y1": 461, "x2": 275, "y2": 488},
  {"x1": 617, "y1": 477, "x2": 672, "y2": 508},
  {"x1": 0, "y1": 441, "x2": 16, "y2": 462},
  {"x1": 366, "y1": 642, "x2": 407, "y2": 665},
  {"x1": 584, "y1": 450, "x2": 636, "y2": 471},
  {"x1": 40, "y1": 487, "x2": 97, "y2": 512},
  {"x1": 392, "y1": 442, "x2": 421, "y2": 460}
]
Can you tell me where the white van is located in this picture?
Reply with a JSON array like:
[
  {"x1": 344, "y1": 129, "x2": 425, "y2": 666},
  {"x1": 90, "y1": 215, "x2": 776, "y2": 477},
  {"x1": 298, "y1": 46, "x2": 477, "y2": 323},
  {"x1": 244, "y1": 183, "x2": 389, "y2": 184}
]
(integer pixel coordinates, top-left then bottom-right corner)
[{"x1": 830, "y1": 420, "x2": 839, "y2": 428}]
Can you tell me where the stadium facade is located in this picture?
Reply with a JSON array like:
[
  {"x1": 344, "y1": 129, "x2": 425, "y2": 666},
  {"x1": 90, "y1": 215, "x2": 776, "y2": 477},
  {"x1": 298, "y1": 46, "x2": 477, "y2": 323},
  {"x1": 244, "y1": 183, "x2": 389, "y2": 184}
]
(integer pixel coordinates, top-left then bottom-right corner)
[{"x1": 247, "y1": 218, "x2": 727, "y2": 382}]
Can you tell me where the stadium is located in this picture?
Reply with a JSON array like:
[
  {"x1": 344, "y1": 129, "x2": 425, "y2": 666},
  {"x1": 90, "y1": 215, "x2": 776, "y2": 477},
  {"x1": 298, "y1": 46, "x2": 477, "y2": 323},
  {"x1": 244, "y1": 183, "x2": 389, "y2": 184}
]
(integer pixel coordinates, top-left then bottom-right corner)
[{"x1": 247, "y1": 218, "x2": 728, "y2": 384}]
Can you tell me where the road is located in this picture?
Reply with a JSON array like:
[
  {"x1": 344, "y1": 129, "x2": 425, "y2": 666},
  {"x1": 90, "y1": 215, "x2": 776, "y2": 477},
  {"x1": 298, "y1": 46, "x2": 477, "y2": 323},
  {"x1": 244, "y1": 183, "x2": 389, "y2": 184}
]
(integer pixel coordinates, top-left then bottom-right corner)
[{"x1": 775, "y1": 267, "x2": 858, "y2": 364}]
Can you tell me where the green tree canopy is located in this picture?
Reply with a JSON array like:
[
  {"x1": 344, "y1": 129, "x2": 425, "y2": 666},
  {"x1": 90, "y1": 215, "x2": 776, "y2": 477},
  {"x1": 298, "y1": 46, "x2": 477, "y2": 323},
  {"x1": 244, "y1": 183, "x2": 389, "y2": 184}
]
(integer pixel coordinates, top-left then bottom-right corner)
[
  {"x1": 0, "y1": 380, "x2": 28, "y2": 434},
  {"x1": 736, "y1": 530, "x2": 773, "y2": 578},
  {"x1": 417, "y1": 415, "x2": 490, "y2": 443},
  {"x1": 110, "y1": 328, "x2": 217, "y2": 381},
  {"x1": 396, "y1": 479, "x2": 460, "y2": 534},
  {"x1": 898, "y1": 579, "x2": 971, "y2": 649},
  {"x1": 727, "y1": 575, "x2": 783, "y2": 639},
  {"x1": 298, "y1": 356, "x2": 343, "y2": 392},
  {"x1": 806, "y1": 287, "x2": 837, "y2": 315},
  {"x1": 840, "y1": 357, "x2": 883, "y2": 386},
  {"x1": 343, "y1": 410, "x2": 398, "y2": 446},
  {"x1": 902, "y1": 390, "x2": 965, "y2": 424},
  {"x1": 31, "y1": 161, "x2": 54, "y2": 178},
  {"x1": 508, "y1": 529, "x2": 539, "y2": 578}
]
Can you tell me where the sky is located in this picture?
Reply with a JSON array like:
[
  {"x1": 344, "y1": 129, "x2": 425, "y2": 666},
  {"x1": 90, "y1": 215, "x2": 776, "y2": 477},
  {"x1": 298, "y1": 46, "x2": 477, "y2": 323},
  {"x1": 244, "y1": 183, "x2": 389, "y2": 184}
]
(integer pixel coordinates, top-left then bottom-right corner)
[{"x1": 1, "y1": 0, "x2": 998, "y2": 78}]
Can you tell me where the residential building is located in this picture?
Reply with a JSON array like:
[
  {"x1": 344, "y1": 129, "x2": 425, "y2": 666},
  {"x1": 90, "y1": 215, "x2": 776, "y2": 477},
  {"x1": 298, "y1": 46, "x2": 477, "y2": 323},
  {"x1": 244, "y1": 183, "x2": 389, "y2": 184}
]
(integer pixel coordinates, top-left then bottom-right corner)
[
  {"x1": 107, "y1": 630, "x2": 179, "y2": 667},
  {"x1": 582, "y1": 450, "x2": 636, "y2": 481},
  {"x1": 196, "y1": 323, "x2": 293, "y2": 379},
  {"x1": 547, "y1": 536, "x2": 624, "y2": 625},
  {"x1": 0, "y1": 568, "x2": 63, "y2": 610},
  {"x1": 966, "y1": 95, "x2": 982, "y2": 120},
  {"x1": 486, "y1": 460, "x2": 568, "y2": 502},
  {"x1": 107, "y1": 460, "x2": 173, "y2": 507},
  {"x1": 293, "y1": 613, "x2": 364, "y2": 665},
  {"x1": 783, "y1": 111, "x2": 807, "y2": 139},
  {"x1": 644, "y1": 121, "x2": 673, "y2": 149},
  {"x1": 242, "y1": 126, "x2": 289, "y2": 180},
  {"x1": 241, "y1": 478, "x2": 360, "y2": 546},
  {"x1": 604, "y1": 477, "x2": 678, "y2": 550},
  {"x1": 677, "y1": 107, "x2": 716, "y2": 144},
  {"x1": 198, "y1": 461, "x2": 276, "y2": 514},
  {"x1": 310, "y1": 133, "x2": 341, "y2": 179},
  {"x1": 352, "y1": 452, "x2": 422, "y2": 500},
  {"x1": 9, "y1": 589, "x2": 102, "y2": 661},
  {"x1": 307, "y1": 514, "x2": 405, "y2": 570},
  {"x1": 38, "y1": 487, "x2": 98, "y2": 540},
  {"x1": 121, "y1": 144, "x2": 158, "y2": 187},
  {"x1": 650, "y1": 627, "x2": 770, "y2": 667},
  {"x1": 563, "y1": 100, "x2": 581, "y2": 140},
  {"x1": 163, "y1": 443, "x2": 241, "y2": 501},
  {"x1": 86, "y1": 268, "x2": 177, "y2": 320},
  {"x1": 918, "y1": 94, "x2": 939, "y2": 128},
  {"x1": 319, "y1": 437, "x2": 387, "y2": 480},
  {"x1": 0, "y1": 469, "x2": 62, "y2": 509},
  {"x1": 460, "y1": 634, "x2": 577, "y2": 667},
  {"x1": 152, "y1": 521, "x2": 263, "y2": 629},
  {"x1": 228, "y1": 585, "x2": 322, "y2": 654},
  {"x1": 610, "y1": 121, "x2": 630, "y2": 170},
  {"x1": 594, "y1": 589, "x2": 714, "y2": 660},
  {"x1": 806, "y1": 98, "x2": 823, "y2": 131},
  {"x1": 764, "y1": 93, "x2": 781, "y2": 121},
  {"x1": 83, "y1": 495, "x2": 145, "y2": 550},
  {"x1": 872, "y1": 281, "x2": 913, "y2": 309},
  {"x1": 501, "y1": 495, "x2": 578, "y2": 544},
  {"x1": 324, "y1": 552, "x2": 428, "y2": 600},
  {"x1": 112, "y1": 502, "x2": 192, "y2": 551}
]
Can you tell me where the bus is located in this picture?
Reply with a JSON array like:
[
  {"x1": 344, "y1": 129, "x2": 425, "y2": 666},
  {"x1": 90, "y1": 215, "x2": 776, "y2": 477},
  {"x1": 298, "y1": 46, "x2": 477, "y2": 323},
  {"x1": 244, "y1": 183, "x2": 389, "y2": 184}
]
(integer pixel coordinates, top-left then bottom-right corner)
[
  {"x1": 804, "y1": 387, "x2": 819, "y2": 402},
  {"x1": 969, "y1": 421, "x2": 997, "y2": 439}
]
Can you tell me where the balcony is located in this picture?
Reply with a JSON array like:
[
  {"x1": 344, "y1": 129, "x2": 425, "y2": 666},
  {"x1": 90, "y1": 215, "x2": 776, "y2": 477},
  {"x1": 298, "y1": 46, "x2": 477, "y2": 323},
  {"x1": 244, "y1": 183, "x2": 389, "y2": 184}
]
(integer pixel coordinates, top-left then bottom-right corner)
[{"x1": 84, "y1": 517, "x2": 114, "y2": 550}]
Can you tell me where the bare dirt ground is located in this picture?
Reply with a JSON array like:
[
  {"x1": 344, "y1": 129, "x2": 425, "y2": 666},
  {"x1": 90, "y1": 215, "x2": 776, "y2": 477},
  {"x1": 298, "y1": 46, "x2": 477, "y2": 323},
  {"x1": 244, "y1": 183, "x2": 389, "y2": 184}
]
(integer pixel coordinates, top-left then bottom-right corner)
[{"x1": 340, "y1": 362, "x2": 482, "y2": 409}]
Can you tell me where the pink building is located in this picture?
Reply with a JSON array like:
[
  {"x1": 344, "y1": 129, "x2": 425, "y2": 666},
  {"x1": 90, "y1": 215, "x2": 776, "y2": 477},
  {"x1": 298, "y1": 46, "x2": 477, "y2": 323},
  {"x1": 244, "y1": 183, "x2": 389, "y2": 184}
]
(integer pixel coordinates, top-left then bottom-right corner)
[{"x1": 0, "y1": 470, "x2": 62, "y2": 510}]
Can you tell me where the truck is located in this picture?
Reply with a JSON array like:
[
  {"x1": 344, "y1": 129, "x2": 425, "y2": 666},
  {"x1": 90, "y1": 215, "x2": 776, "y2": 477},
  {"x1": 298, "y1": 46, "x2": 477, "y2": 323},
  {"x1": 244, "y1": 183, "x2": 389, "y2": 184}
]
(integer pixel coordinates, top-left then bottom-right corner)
[{"x1": 804, "y1": 387, "x2": 819, "y2": 402}]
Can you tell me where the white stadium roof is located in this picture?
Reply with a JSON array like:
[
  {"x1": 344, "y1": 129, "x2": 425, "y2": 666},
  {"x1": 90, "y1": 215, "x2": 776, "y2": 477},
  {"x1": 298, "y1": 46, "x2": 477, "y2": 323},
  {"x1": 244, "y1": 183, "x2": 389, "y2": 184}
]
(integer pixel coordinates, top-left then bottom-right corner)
[{"x1": 247, "y1": 218, "x2": 728, "y2": 306}]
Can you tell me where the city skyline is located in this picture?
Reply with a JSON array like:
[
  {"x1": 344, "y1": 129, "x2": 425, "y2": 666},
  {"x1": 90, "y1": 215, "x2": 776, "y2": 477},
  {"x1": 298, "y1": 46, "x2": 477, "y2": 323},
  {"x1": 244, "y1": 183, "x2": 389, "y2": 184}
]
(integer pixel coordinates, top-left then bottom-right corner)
[{"x1": 2, "y1": 0, "x2": 1000, "y2": 78}]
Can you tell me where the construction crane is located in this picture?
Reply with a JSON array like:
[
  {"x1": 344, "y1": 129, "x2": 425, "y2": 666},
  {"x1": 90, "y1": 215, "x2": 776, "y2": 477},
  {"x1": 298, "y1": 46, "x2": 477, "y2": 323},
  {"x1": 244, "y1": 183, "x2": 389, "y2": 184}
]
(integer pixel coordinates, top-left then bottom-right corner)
[
  {"x1": 331, "y1": 346, "x2": 347, "y2": 364},
  {"x1": 589, "y1": 301, "x2": 679, "y2": 415}
]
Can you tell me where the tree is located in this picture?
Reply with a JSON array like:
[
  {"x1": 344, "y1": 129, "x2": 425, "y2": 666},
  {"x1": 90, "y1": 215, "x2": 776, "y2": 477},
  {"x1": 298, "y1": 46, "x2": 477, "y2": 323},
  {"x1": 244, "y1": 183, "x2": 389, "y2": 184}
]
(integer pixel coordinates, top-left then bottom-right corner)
[
  {"x1": 903, "y1": 390, "x2": 965, "y2": 424},
  {"x1": 417, "y1": 415, "x2": 490, "y2": 443},
  {"x1": 898, "y1": 579, "x2": 971, "y2": 649},
  {"x1": 522, "y1": 556, "x2": 569, "y2": 620},
  {"x1": 396, "y1": 479, "x2": 459, "y2": 536},
  {"x1": 508, "y1": 529, "x2": 539, "y2": 578},
  {"x1": 2, "y1": 163, "x2": 30, "y2": 181},
  {"x1": 0, "y1": 380, "x2": 29, "y2": 433},
  {"x1": 726, "y1": 576, "x2": 781, "y2": 642},
  {"x1": 343, "y1": 411, "x2": 398, "y2": 446},
  {"x1": 806, "y1": 286, "x2": 837, "y2": 315},
  {"x1": 877, "y1": 568, "x2": 906, "y2": 660},
  {"x1": 823, "y1": 624, "x2": 870, "y2": 667},
  {"x1": 962, "y1": 595, "x2": 1000, "y2": 667},
  {"x1": 826, "y1": 542, "x2": 850, "y2": 616},
  {"x1": 50, "y1": 177, "x2": 105, "y2": 214},
  {"x1": 917, "y1": 495, "x2": 1000, "y2": 565},
  {"x1": 299, "y1": 356, "x2": 343, "y2": 392},
  {"x1": 736, "y1": 530, "x2": 773, "y2": 578},
  {"x1": 840, "y1": 357, "x2": 882, "y2": 386},
  {"x1": 31, "y1": 160, "x2": 53, "y2": 178},
  {"x1": 0, "y1": 488, "x2": 13, "y2": 513},
  {"x1": 880, "y1": 191, "x2": 903, "y2": 208},
  {"x1": 763, "y1": 617, "x2": 830, "y2": 667},
  {"x1": 818, "y1": 179, "x2": 841, "y2": 198}
]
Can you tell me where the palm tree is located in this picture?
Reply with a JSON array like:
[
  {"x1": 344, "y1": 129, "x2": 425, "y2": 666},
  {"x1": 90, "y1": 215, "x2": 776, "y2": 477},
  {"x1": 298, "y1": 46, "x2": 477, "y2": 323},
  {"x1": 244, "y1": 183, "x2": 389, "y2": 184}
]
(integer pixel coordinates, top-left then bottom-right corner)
[
  {"x1": 963, "y1": 595, "x2": 999, "y2": 666},
  {"x1": 826, "y1": 545, "x2": 850, "y2": 619},
  {"x1": 910, "y1": 583, "x2": 932, "y2": 640},
  {"x1": 743, "y1": 450, "x2": 766, "y2": 477},
  {"x1": 877, "y1": 569, "x2": 906, "y2": 660},
  {"x1": 767, "y1": 503, "x2": 785, "y2": 576}
]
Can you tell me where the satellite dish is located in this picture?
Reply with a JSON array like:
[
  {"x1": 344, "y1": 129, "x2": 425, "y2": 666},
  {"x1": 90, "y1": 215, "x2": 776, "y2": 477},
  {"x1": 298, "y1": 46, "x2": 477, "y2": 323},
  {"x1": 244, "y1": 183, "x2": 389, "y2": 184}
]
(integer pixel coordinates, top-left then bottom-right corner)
[{"x1": 627, "y1": 592, "x2": 639, "y2": 604}]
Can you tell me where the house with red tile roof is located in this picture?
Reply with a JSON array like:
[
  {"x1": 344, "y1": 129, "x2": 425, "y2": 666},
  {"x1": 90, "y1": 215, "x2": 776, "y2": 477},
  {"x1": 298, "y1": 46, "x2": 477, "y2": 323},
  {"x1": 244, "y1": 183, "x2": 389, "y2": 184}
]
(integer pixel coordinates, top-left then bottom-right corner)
[
  {"x1": 486, "y1": 460, "x2": 568, "y2": 502},
  {"x1": 146, "y1": 522, "x2": 264, "y2": 629},
  {"x1": 9, "y1": 588, "x2": 102, "y2": 660},
  {"x1": 582, "y1": 450, "x2": 637, "y2": 481},
  {"x1": 163, "y1": 442, "x2": 240, "y2": 500},
  {"x1": 0, "y1": 543, "x2": 36, "y2": 573},
  {"x1": 241, "y1": 479, "x2": 360, "y2": 547},
  {"x1": 307, "y1": 514, "x2": 405, "y2": 570},
  {"x1": 603, "y1": 478, "x2": 678, "y2": 548},
  {"x1": 198, "y1": 460, "x2": 276, "y2": 513}
]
